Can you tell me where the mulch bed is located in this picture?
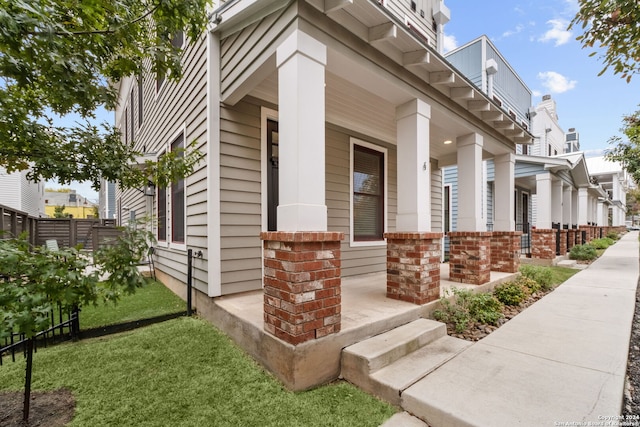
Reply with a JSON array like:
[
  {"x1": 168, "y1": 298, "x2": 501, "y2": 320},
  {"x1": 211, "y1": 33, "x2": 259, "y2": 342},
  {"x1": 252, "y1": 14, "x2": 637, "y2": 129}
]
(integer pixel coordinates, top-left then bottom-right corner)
[
  {"x1": 623, "y1": 278, "x2": 640, "y2": 416},
  {"x1": 0, "y1": 388, "x2": 75, "y2": 427}
]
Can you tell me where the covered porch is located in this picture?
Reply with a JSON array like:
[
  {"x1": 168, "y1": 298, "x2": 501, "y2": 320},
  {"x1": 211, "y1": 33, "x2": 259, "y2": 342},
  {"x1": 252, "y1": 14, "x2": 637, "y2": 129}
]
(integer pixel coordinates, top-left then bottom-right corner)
[{"x1": 201, "y1": 267, "x2": 517, "y2": 391}]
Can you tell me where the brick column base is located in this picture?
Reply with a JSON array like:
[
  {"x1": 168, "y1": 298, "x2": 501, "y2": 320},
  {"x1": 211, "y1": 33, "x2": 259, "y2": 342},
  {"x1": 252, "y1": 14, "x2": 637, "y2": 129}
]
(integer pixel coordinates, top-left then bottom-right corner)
[
  {"x1": 559, "y1": 230, "x2": 568, "y2": 256},
  {"x1": 567, "y1": 229, "x2": 576, "y2": 251},
  {"x1": 490, "y1": 231, "x2": 522, "y2": 273},
  {"x1": 531, "y1": 229, "x2": 556, "y2": 260},
  {"x1": 448, "y1": 231, "x2": 492, "y2": 285},
  {"x1": 261, "y1": 231, "x2": 344, "y2": 345},
  {"x1": 579, "y1": 226, "x2": 590, "y2": 244},
  {"x1": 385, "y1": 232, "x2": 443, "y2": 305}
]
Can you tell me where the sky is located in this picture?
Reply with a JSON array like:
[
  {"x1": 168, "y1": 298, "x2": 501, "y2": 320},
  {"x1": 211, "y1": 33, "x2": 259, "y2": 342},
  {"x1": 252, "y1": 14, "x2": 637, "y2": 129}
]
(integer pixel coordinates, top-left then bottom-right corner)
[
  {"x1": 49, "y1": 0, "x2": 639, "y2": 202},
  {"x1": 442, "y1": 0, "x2": 639, "y2": 158}
]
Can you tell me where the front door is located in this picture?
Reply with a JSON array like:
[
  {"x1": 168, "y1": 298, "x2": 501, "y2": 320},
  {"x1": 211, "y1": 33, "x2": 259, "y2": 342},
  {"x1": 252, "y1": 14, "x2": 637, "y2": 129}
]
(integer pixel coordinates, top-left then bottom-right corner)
[{"x1": 267, "y1": 119, "x2": 279, "y2": 231}]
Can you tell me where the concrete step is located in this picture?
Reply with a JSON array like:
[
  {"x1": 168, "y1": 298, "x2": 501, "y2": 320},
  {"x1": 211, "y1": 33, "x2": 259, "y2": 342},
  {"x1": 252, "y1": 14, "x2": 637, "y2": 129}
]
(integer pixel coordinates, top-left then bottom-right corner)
[
  {"x1": 556, "y1": 259, "x2": 577, "y2": 268},
  {"x1": 371, "y1": 336, "x2": 471, "y2": 405},
  {"x1": 342, "y1": 319, "x2": 463, "y2": 404}
]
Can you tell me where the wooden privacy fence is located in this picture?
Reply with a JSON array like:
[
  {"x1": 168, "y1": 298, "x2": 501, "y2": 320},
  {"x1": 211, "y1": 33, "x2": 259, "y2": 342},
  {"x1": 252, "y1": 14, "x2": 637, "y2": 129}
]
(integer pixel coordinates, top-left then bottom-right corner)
[{"x1": 0, "y1": 203, "x2": 116, "y2": 249}]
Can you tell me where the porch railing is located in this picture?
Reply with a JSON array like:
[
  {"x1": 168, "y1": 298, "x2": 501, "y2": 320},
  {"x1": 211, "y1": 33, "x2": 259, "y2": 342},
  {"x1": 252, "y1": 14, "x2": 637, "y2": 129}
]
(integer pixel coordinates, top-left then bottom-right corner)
[{"x1": 516, "y1": 222, "x2": 531, "y2": 256}]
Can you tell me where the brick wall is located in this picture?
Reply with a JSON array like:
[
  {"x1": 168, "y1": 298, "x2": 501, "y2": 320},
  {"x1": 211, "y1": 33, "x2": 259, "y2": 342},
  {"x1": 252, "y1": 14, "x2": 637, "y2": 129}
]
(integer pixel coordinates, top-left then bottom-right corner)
[
  {"x1": 385, "y1": 232, "x2": 443, "y2": 305},
  {"x1": 559, "y1": 230, "x2": 568, "y2": 256},
  {"x1": 448, "y1": 231, "x2": 492, "y2": 285},
  {"x1": 261, "y1": 231, "x2": 344, "y2": 345},
  {"x1": 490, "y1": 231, "x2": 522, "y2": 273},
  {"x1": 531, "y1": 229, "x2": 556, "y2": 260}
]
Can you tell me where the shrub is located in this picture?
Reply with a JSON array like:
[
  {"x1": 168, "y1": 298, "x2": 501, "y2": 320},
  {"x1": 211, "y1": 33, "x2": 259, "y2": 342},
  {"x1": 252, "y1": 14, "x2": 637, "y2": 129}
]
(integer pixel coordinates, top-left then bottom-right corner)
[
  {"x1": 569, "y1": 244, "x2": 597, "y2": 261},
  {"x1": 519, "y1": 265, "x2": 552, "y2": 290},
  {"x1": 589, "y1": 237, "x2": 614, "y2": 249},
  {"x1": 493, "y1": 281, "x2": 530, "y2": 306},
  {"x1": 433, "y1": 288, "x2": 503, "y2": 333},
  {"x1": 515, "y1": 275, "x2": 541, "y2": 294},
  {"x1": 606, "y1": 231, "x2": 619, "y2": 240}
]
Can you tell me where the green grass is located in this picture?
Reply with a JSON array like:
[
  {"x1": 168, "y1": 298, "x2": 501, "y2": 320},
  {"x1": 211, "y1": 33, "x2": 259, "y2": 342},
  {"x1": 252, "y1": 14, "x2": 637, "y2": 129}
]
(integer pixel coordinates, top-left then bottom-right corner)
[
  {"x1": 549, "y1": 266, "x2": 580, "y2": 285},
  {"x1": 0, "y1": 317, "x2": 396, "y2": 426},
  {"x1": 80, "y1": 280, "x2": 185, "y2": 330}
]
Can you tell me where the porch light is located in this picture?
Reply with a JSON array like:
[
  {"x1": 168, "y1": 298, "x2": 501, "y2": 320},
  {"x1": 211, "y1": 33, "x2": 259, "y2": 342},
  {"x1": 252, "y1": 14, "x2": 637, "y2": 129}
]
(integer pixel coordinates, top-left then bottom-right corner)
[
  {"x1": 444, "y1": 140, "x2": 453, "y2": 145},
  {"x1": 143, "y1": 181, "x2": 156, "y2": 197}
]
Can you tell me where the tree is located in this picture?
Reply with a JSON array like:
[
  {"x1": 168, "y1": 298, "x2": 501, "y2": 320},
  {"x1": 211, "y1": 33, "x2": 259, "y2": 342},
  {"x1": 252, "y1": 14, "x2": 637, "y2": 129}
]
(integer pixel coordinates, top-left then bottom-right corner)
[
  {"x1": 53, "y1": 204, "x2": 71, "y2": 218},
  {"x1": 569, "y1": 1, "x2": 640, "y2": 81},
  {"x1": 605, "y1": 109, "x2": 640, "y2": 184},
  {"x1": 0, "y1": 0, "x2": 211, "y2": 190},
  {"x1": 0, "y1": 0, "x2": 212, "y2": 422}
]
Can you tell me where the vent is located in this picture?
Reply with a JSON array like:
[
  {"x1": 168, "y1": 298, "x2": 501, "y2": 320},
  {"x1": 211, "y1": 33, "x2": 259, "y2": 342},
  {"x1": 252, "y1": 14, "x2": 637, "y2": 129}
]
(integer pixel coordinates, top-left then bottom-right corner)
[
  {"x1": 542, "y1": 94, "x2": 551, "y2": 101},
  {"x1": 411, "y1": 0, "x2": 416, "y2": 11},
  {"x1": 521, "y1": 121, "x2": 528, "y2": 130},
  {"x1": 493, "y1": 96, "x2": 502, "y2": 107},
  {"x1": 508, "y1": 110, "x2": 516, "y2": 120}
]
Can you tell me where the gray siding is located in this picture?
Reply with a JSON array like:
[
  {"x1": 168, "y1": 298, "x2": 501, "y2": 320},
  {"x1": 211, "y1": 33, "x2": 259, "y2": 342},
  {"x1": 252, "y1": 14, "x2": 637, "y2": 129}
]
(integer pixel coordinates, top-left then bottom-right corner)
[
  {"x1": 445, "y1": 39, "x2": 483, "y2": 89},
  {"x1": 486, "y1": 42, "x2": 531, "y2": 125},
  {"x1": 515, "y1": 162, "x2": 545, "y2": 178},
  {"x1": 443, "y1": 166, "x2": 458, "y2": 232},
  {"x1": 430, "y1": 160, "x2": 443, "y2": 232}
]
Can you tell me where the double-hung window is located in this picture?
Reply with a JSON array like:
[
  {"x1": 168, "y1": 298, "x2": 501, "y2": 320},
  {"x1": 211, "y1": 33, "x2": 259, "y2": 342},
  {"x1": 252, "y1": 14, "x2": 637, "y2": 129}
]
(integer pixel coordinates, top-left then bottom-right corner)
[
  {"x1": 351, "y1": 140, "x2": 386, "y2": 245},
  {"x1": 156, "y1": 132, "x2": 186, "y2": 247}
]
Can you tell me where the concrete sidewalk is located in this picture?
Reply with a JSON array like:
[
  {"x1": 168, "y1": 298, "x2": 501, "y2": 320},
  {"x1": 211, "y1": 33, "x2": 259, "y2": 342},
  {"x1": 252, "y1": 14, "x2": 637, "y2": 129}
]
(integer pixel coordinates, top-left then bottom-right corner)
[{"x1": 399, "y1": 231, "x2": 639, "y2": 426}]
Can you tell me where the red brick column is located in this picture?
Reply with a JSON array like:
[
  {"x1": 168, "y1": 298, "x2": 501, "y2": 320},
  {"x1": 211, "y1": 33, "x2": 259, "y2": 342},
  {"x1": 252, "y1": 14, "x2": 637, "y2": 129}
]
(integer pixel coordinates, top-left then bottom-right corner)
[
  {"x1": 558, "y1": 230, "x2": 568, "y2": 256},
  {"x1": 448, "y1": 231, "x2": 492, "y2": 285},
  {"x1": 490, "y1": 231, "x2": 522, "y2": 273},
  {"x1": 385, "y1": 232, "x2": 443, "y2": 305},
  {"x1": 261, "y1": 231, "x2": 344, "y2": 345},
  {"x1": 579, "y1": 226, "x2": 590, "y2": 243},
  {"x1": 567, "y1": 229, "x2": 576, "y2": 251},
  {"x1": 531, "y1": 229, "x2": 556, "y2": 260}
]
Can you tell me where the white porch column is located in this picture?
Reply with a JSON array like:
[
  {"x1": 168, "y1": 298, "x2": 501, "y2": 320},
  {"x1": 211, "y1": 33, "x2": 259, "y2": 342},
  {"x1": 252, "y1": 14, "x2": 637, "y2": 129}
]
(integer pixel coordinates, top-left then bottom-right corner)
[
  {"x1": 395, "y1": 99, "x2": 431, "y2": 231},
  {"x1": 563, "y1": 185, "x2": 573, "y2": 226},
  {"x1": 493, "y1": 153, "x2": 515, "y2": 231},
  {"x1": 578, "y1": 187, "x2": 589, "y2": 224},
  {"x1": 535, "y1": 172, "x2": 552, "y2": 229},
  {"x1": 597, "y1": 200, "x2": 605, "y2": 225},
  {"x1": 276, "y1": 31, "x2": 327, "y2": 231},
  {"x1": 552, "y1": 179, "x2": 563, "y2": 225},
  {"x1": 457, "y1": 133, "x2": 485, "y2": 231}
]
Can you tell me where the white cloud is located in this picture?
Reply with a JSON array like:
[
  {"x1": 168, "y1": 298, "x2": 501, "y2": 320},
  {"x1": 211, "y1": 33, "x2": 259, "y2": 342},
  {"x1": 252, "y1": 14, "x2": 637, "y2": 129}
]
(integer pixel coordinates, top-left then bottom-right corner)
[
  {"x1": 537, "y1": 71, "x2": 577, "y2": 93},
  {"x1": 442, "y1": 33, "x2": 458, "y2": 53},
  {"x1": 538, "y1": 19, "x2": 572, "y2": 46},
  {"x1": 501, "y1": 24, "x2": 524, "y2": 39}
]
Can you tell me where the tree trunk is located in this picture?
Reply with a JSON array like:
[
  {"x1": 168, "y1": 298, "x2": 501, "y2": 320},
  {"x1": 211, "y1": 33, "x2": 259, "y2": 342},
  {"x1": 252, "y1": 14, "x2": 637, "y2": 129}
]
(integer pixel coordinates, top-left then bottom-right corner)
[{"x1": 23, "y1": 337, "x2": 34, "y2": 423}]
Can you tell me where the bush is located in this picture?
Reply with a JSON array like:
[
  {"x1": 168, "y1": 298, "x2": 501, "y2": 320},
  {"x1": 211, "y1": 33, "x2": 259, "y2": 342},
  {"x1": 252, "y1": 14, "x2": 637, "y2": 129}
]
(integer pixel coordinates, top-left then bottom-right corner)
[
  {"x1": 589, "y1": 237, "x2": 614, "y2": 249},
  {"x1": 515, "y1": 275, "x2": 541, "y2": 294},
  {"x1": 519, "y1": 265, "x2": 553, "y2": 291},
  {"x1": 569, "y1": 244, "x2": 597, "y2": 260},
  {"x1": 606, "y1": 231, "x2": 619, "y2": 240},
  {"x1": 433, "y1": 288, "x2": 503, "y2": 333},
  {"x1": 493, "y1": 281, "x2": 530, "y2": 306}
]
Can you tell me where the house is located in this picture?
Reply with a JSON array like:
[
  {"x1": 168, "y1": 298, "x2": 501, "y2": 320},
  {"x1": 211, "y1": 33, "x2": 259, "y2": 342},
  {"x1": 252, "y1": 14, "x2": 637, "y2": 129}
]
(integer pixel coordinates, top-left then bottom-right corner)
[
  {"x1": 115, "y1": 0, "x2": 533, "y2": 389},
  {"x1": 99, "y1": 180, "x2": 117, "y2": 220},
  {"x1": 0, "y1": 167, "x2": 45, "y2": 218},
  {"x1": 443, "y1": 38, "x2": 617, "y2": 263},
  {"x1": 586, "y1": 156, "x2": 630, "y2": 227},
  {"x1": 44, "y1": 190, "x2": 98, "y2": 218}
]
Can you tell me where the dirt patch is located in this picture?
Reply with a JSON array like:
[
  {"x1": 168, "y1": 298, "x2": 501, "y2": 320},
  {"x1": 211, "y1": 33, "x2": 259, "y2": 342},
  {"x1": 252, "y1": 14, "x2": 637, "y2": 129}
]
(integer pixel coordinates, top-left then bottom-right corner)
[{"x1": 0, "y1": 388, "x2": 75, "y2": 427}]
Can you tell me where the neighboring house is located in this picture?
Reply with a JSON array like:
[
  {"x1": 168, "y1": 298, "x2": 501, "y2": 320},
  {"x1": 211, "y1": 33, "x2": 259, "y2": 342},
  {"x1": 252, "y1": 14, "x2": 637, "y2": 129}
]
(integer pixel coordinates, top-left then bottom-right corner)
[
  {"x1": 99, "y1": 180, "x2": 117, "y2": 220},
  {"x1": 0, "y1": 167, "x2": 45, "y2": 217},
  {"x1": 586, "y1": 156, "x2": 630, "y2": 227},
  {"x1": 44, "y1": 190, "x2": 98, "y2": 218},
  {"x1": 116, "y1": 0, "x2": 532, "y2": 388},
  {"x1": 444, "y1": 38, "x2": 611, "y2": 258}
]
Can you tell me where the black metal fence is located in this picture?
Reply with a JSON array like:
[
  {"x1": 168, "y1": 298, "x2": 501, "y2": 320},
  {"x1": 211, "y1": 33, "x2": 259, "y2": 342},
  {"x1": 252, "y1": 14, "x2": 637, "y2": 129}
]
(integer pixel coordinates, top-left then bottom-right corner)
[
  {"x1": 516, "y1": 222, "x2": 531, "y2": 256},
  {"x1": 1, "y1": 305, "x2": 79, "y2": 366}
]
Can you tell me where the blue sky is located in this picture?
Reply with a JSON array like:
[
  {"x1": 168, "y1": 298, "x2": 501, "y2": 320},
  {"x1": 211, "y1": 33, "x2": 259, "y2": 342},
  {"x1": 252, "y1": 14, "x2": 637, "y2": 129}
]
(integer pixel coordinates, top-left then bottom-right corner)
[{"x1": 443, "y1": 0, "x2": 639, "y2": 158}]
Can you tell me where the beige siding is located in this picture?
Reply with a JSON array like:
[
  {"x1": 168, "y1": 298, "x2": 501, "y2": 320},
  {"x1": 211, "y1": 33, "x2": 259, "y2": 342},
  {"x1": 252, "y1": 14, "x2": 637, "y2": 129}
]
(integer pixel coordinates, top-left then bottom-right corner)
[
  {"x1": 219, "y1": 100, "x2": 263, "y2": 294},
  {"x1": 220, "y1": 3, "x2": 297, "y2": 102},
  {"x1": 115, "y1": 33, "x2": 209, "y2": 293},
  {"x1": 382, "y1": 0, "x2": 439, "y2": 49}
]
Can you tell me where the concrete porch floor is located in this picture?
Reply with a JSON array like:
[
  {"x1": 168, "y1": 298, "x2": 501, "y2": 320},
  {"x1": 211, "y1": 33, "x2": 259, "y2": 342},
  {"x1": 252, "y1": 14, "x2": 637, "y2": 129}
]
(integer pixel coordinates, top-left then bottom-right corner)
[{"x1": 201, "y1": 265, "x2": 517, "y2": 391}]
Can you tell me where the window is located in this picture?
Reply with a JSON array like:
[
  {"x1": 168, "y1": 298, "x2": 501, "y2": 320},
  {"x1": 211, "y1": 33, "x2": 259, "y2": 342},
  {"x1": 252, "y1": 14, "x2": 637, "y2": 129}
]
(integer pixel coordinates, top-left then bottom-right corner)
[
  {"x1": 130, "y1": 91, "x2": 135, "y2": 143},
  {"x1": 138, "y1": 74, "x2": 143, "y2": 128},
  {"x1": 171, "y1": 134, "x2": 185, "y2": 243},
  {"x1": 444, "y1": 184, "x2": 451, "y2": 233},
  {"x1": 352, "y1": 142, "x2": 385, "y2": 243},
  {"x1": 157, "y1": 172, "x2": 167, "y2": 241},
  {"x1": 124, "y1": 109, "x2": 128, "y2": 145},
  {"x1": 156, "y1": 30, "x2": 184, "y2": 93}
]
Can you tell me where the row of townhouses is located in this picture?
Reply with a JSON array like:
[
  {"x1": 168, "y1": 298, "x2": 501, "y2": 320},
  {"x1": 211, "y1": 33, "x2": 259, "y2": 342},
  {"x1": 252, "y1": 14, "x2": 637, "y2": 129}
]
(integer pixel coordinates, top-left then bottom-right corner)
[{"x1": 113, "y1": 0, "x2": 630, "y2": 389}]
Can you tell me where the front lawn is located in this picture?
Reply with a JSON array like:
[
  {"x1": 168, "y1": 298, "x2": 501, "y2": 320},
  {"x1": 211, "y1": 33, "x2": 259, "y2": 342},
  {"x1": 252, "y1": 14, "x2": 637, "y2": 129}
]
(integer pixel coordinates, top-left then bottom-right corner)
[{"x1": 0, "y1": 317, "x2": 396, "y2": 426}]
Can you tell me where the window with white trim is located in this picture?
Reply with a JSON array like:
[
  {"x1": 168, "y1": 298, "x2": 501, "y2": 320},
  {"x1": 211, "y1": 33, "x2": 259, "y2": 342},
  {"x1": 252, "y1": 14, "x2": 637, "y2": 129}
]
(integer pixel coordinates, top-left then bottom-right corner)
[
  {"x1": 171, "y1": 133, "x2": 185, "y2": 243},
  {"x1": 351, "y1": 140, "x2": 386, "y2": 244},
  {"x1": 156, "y1": 131, "x2": 186, "y2": 247}
]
